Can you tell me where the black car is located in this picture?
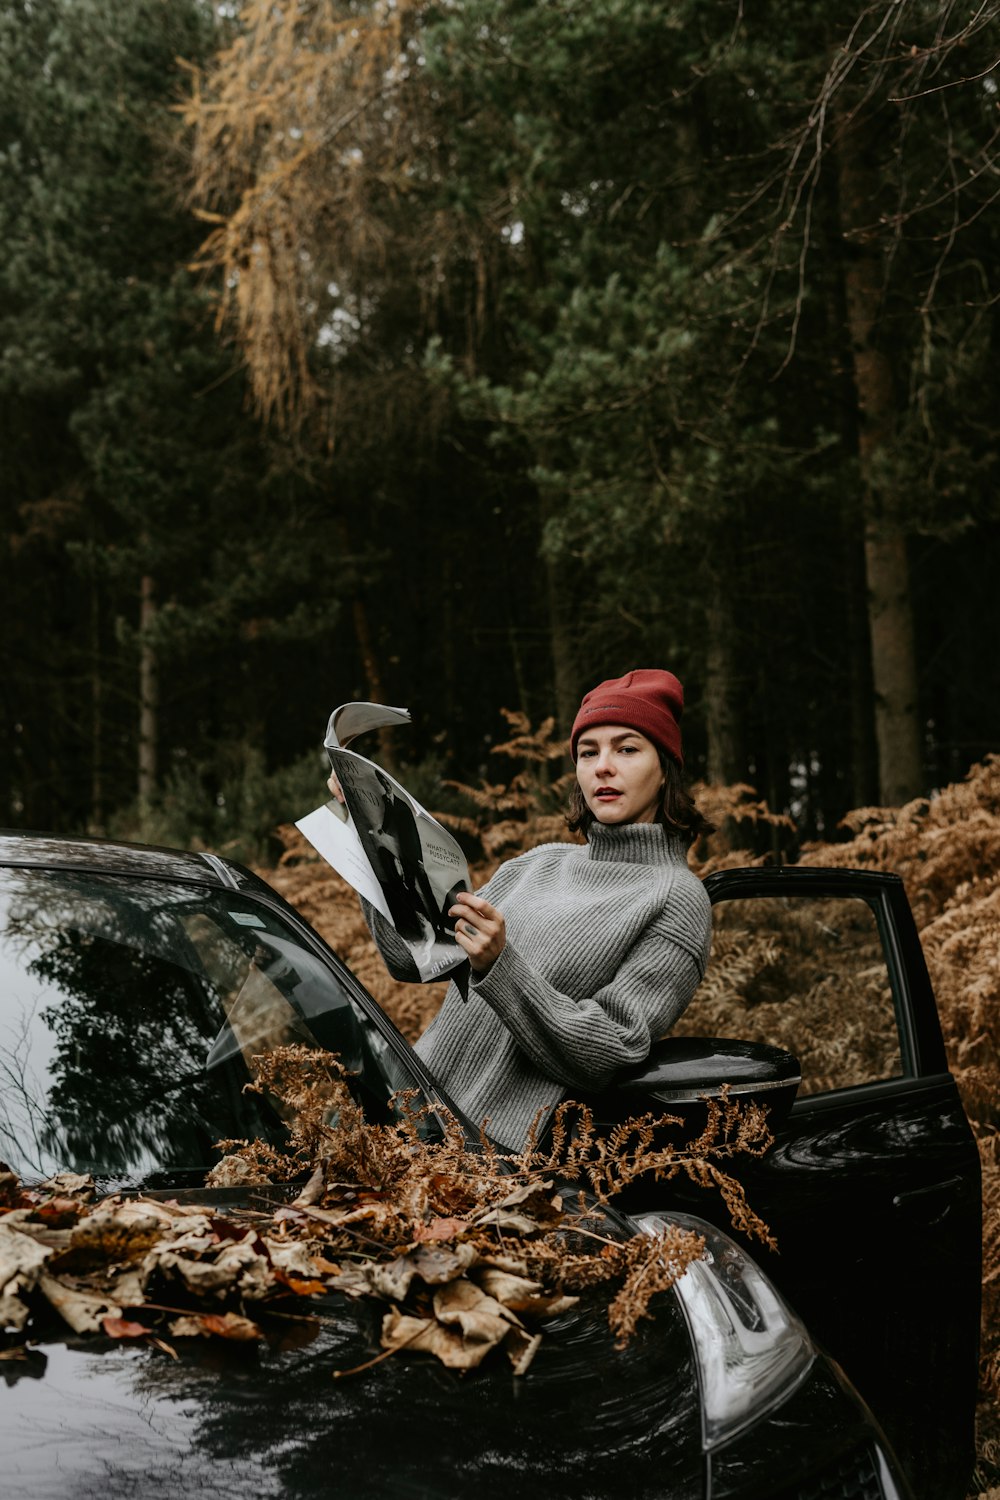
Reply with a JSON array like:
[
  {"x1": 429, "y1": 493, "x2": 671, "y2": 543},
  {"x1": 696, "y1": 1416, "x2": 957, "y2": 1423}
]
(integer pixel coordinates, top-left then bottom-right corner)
[{"x1": 0, "y1": 833, "x2": 980, "y2": 1500}]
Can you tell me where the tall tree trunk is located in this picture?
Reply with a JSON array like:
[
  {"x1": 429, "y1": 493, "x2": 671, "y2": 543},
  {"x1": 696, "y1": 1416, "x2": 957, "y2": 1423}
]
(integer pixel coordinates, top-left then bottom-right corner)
[
  {"x1": 335, "y1": 517, "x2": 395, "y2": 766},
  {"x1": 543, "y1": 550, "x2": 579, "y2": 740},
  {"x1": 703, "y1": 569, "x2": 744, "y2": 784},
  {"x1": 834, "y1": 107, "x2": 923, "y2": 805},
  {"x1": 821, "y1": 177, "x2": 879, "y2": 812},
  {"x1": 351, "y1": 593, "x2": 396, "y2": 768},
  {"x1": 138, "y1": 573, "x2": 158, "y2": 803},
  {"x1": 842, "y1": 525, "x2": 878, "y2": 808},
  {"x1": 90, "y1": 580, "x2": 104, "y2": 830},
  {"x1": 538, "y1": 484, "x2": 580, "y2": 740}
]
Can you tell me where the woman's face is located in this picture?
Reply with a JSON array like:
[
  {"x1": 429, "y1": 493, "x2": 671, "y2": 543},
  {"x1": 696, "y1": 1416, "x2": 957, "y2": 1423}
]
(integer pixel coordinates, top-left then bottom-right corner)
[{"x1": 575, "y1": 725, "x2": 665, "y2": 825}]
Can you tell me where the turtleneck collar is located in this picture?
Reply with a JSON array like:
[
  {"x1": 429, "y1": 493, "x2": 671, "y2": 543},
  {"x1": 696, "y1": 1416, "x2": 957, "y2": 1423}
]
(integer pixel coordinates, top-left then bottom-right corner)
[{"x1": 585, "y1": 820, "x2": 687, "y2": 867}]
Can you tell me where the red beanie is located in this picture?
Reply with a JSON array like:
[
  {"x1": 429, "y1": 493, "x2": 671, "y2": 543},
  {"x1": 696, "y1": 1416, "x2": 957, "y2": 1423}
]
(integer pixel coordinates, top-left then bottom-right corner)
[{"x1": 570, "y1": 669, "x2": 684, "y2": 767}]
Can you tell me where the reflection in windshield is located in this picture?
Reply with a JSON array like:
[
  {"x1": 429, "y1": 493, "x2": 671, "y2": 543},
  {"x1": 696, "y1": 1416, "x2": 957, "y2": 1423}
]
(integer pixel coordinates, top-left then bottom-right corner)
[{"x1": 0, "y1": 868, "x2": 408, "y2": 1182}]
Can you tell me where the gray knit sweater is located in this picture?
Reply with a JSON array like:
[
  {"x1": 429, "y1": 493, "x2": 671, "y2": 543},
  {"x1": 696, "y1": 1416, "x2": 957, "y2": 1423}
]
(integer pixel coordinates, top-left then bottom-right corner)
[{"x1": 364, "y1": 821, "x2": 712, "y2": 1151}]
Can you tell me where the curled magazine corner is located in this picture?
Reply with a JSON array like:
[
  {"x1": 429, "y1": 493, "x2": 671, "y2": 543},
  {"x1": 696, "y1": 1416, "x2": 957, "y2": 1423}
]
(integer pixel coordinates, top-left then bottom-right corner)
[{"x1": 324, "y1": 702, "x2": 412, "y2": 752}]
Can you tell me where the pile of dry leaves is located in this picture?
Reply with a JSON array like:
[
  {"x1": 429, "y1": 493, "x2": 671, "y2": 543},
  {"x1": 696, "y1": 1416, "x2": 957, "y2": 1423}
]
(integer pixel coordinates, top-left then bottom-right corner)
[{"x1": 0, "y1": 1045, "x2": 774, "y2": 1375}]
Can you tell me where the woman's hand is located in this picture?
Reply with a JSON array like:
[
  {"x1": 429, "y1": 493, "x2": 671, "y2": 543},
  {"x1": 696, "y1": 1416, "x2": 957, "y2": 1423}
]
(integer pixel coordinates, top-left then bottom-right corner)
[
  {"x1": 450, "y1": 891, "x2": 506, "y2": 975},
  {"x1": 327, "y1": 770, "x2": 345, "y2": 804}
]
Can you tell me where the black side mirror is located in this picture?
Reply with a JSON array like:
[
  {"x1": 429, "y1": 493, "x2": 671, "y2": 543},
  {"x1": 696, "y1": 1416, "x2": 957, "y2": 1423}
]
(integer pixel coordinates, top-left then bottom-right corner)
[{"x1": 588, "y1": 1036, "x2": 801, "y2": 1130}]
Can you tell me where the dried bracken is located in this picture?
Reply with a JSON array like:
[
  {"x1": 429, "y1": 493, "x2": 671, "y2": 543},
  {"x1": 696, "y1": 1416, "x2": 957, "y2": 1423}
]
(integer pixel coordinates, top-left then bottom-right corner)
[
  {"x1": 0, "y1": 1045, "x2": 781, "y2": 1375},
  {"x1": 438, "y1": 710, "x2": 579, "y2": 862},
  {"x1": 515, "y1": 1092, "x2": 775, "y2": 1251},
  {"x1": 672, "y1": 896, "x2": 903, "y2": 1095}
]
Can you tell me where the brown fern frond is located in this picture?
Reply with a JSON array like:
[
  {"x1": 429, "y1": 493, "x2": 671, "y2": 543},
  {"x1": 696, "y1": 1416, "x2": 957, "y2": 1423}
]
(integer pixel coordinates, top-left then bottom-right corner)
[
  {"x1": 490, "y1": 710, "x2": 569, "y2": 764},
  {"x1": 607, "y1": 1225, "x2": 706, "y2": 1346}
]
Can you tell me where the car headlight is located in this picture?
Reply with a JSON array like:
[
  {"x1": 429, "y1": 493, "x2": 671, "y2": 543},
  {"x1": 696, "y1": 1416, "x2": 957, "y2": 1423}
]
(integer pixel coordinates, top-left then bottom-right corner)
[{"x1": 633, "y1": 1211, "x2": 815, "y2": 1451}]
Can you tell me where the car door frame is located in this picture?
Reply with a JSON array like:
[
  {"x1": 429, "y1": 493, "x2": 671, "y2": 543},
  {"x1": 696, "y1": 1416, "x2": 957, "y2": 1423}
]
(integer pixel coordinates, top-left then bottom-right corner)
[{"x1": 663, "y1": 863, "x2": 982, "y2": 1500}]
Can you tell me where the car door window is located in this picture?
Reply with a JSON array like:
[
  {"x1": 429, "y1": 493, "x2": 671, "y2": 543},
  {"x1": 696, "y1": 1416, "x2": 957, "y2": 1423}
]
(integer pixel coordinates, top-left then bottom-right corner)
[{"x1": 674, "y1": 895, "x2": 903, "y2": 1095}]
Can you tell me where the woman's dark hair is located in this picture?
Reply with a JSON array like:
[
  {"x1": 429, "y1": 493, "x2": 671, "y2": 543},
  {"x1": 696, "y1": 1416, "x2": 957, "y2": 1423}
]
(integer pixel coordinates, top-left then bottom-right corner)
[{"x1": 566, "y1": 754, "x2": 715, "y2": 847}]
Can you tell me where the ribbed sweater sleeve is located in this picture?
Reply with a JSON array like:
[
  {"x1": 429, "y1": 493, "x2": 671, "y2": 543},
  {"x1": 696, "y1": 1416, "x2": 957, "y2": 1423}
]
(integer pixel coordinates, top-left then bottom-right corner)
[{"x1": 468, "y1": 920, "x2": 703, "y2": 1092}]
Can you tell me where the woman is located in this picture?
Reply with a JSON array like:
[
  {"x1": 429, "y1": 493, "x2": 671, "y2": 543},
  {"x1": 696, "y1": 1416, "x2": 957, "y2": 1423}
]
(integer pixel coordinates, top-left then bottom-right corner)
[{"x1": 347, "y1": 669, "x2": 713, "y2": 1152}]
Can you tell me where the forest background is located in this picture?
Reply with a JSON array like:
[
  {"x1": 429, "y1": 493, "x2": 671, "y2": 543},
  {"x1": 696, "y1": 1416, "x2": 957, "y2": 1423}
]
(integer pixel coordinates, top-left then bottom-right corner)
[
  {"x1": 3, "y1": 0, "x2": 999, "y2": 845},
  {"x1": 1, "y1": 0, "x2": 999, "y2": 1488}
]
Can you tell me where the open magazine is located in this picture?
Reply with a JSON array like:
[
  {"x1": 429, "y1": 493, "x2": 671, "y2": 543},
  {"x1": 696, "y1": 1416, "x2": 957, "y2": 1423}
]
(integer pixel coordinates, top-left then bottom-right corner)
[{"x1": 295, "y1": 702, "x2": 471, "y2": 983}]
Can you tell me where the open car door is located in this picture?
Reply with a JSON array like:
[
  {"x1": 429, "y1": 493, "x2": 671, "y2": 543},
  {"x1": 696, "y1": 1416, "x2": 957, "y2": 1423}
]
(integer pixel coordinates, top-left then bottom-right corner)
[{"x1": 636, "y1": 866, "x2": 980, "y2": 1500}]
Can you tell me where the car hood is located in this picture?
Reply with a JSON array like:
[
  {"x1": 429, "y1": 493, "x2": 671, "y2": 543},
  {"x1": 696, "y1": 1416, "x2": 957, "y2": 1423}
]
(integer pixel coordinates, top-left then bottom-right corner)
[{"x1": 2, "y1": 1285, "x2": 702, "y2": 1500}]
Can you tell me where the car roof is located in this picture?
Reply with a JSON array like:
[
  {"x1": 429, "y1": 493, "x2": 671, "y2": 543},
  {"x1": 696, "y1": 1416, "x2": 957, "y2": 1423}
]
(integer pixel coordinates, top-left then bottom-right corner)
[{"x1": 0, "y1": 829, "x2": 262, "y2": 893}]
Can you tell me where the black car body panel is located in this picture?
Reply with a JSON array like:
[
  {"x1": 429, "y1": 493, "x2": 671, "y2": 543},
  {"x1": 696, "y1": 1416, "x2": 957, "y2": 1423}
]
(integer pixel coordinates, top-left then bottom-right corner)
[
  {"x1": 706, "y1": 1353, "x2": 900, "y2": 1500},
  {"x1": 3, "y1": 1295, "x2": 704, "y2": 1500}
]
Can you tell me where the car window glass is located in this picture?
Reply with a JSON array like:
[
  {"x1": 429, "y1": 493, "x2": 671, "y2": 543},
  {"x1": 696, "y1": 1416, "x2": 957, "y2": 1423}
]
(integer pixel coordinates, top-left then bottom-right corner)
[
  {"x1": 673, "y1": 895, "x2": 903, "y2": 1095},
  {"x1": 183, "y1": 910, "x2": 427, "y2": 1118},
  {"x1": 0, "y1": 867, "x2": 431, "y2": 1183}
]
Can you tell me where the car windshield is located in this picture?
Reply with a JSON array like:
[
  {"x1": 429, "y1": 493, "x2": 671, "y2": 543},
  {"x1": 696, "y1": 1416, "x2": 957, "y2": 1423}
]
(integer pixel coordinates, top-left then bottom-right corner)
[{"x1": 0, "y1": 865, "x2": 424, "y2": 1186}]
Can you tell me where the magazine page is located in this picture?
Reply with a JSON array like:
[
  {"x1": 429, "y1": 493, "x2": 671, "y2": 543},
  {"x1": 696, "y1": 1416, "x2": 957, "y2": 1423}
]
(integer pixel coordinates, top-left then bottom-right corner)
[
  {"x1": 324, "y1": 702, "x2": 412, "y2": 751},
  {"x1": 295, "y1": 706, "x2": 471, "y2": 983},
  {"x1": 295, "y1": 794, "x2": 393, "y2": 923}
]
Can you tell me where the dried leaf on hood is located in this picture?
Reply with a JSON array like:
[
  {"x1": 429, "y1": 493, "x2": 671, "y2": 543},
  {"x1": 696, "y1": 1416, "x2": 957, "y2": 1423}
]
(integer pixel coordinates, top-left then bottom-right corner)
[
  {"x1": 102, "y1": 1316, "x2": 151, "y2": 1339},
  {"x1": 409, "y1": 1241, "x2": 479, "y2": 1285},
  {"x1": 0, "y1": 1222, "x2": 54, "y2": 1331},
  {"x1": 412, "y1": 1217, "x2": 468, "y2": 1243},
  {"x1": 291, "y1": 1163, "x2": 327, "y2": 1206},
  {"x1": 432, "y1": 1278, "x2": 520, "y2": 1344},
  {"x1": 493, "y1": 1181, "x2": 561, "y2": 1217},
  {"x1": 200, "y1": 1311, "x2": 263, "y2": 1340},
  {"x1": 346, "y1": 1241, "x2": 480, "y2": 1303},
  {"x1": 38, "y1": 1274, "x2": 121, "y2": 1334},
  {"x1": 328, "y1": 1263, "x2": 375, "y2": 1300},
  {"x1": 274, "y1": 1272, "x2": 328, "y2": 1296},
  {"x1": 168, "y1": 1311, "x2": 263, "y2": 1341},
  {"x1": 473, "y1": 1208, "x2": 542, "y2": 1236},
  {"x1": 31, "y1": 1198, "x2": 86, "y2": 1229},
  {"x1": 39, "y1": 1173, "x2": 95, "y2": 1201},
  {"x1": 308, "y1": 1254, "x2": 342, "y2": 1276},
  {"x1": 205, "y1": 1154, "x2": 273, "y2": 1189},
  {"x1": 54, "y1": 1201, "x2": 174, "y2": 1272},
  {"x1": 380, "y1": 1307, "x2": 502, "y2": 1371},
  {"x1": 298, "y1": 1203, "x2": 378, "y2": 1230},
  {"x1": 369, "y1": 1256, "x2": 416, "y2": 1302},
  {"x1": 469, "y1": 1181, "x2": 565, "y2": 1235},
  {"x1": 145, "y1": 1234, "x2": 275, "y2": 1302},
  {"x1": 475, "y1": 1267, "x2": 579, "y2": 1320},
  {"x1": 264, "y1": 1239, "x2": 324, "y2": 1280}
]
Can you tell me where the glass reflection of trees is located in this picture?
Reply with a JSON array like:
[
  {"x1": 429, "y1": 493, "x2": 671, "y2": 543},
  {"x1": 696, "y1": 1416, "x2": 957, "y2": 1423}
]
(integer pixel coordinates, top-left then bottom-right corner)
[
  {"x1": 0, "y1": 869, "x2": 382, "y2": 1181},
  {"x1": 0, "y1": 870, "x2": 279, "y2": 1178},
  {"x1": 35, "y1": 926, "x2": 244, "y2": 1174}
]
